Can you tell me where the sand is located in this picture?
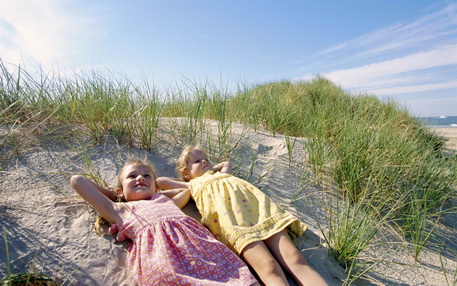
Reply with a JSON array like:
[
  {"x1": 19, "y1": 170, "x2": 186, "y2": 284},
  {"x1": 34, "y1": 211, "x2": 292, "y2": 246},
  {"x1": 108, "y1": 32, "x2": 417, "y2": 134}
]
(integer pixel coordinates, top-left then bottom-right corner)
[
  {"x1": 0, "y1": 122, "x2": 455, "y2": 285},
  {"x1": 432, "y1": 127, "x2": 457, "y2": 150}
]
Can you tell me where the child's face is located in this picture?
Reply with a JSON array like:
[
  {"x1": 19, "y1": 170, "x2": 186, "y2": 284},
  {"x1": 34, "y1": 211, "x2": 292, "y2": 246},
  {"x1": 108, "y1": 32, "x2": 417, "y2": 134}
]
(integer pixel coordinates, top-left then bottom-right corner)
[
  {"x1": 119, "y1": 164, "x2": 157, "y2": 201},
  {"x1": 184, "y1": 149, "x2": 213, "y2": 181}
]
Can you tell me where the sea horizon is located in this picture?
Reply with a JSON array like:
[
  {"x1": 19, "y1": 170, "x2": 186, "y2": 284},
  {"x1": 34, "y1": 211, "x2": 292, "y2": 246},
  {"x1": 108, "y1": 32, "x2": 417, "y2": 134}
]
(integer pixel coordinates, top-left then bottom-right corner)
[{"x1": 419, "y1": 115, "x2": 457, "y2": 128}]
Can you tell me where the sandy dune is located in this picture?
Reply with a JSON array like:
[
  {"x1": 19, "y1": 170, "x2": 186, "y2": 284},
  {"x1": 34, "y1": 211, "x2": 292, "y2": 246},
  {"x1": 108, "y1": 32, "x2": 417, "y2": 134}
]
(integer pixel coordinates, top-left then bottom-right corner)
[{"x1": 0, "y1": 122, "x2": 455, "y2": 285}]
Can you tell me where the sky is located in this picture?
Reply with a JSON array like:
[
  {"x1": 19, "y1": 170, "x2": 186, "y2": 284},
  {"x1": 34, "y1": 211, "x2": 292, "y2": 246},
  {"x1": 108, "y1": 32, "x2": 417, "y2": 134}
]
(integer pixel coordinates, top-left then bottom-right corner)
[{"x1": 1, "y1": 0, "x2": 456, "y2": 117}]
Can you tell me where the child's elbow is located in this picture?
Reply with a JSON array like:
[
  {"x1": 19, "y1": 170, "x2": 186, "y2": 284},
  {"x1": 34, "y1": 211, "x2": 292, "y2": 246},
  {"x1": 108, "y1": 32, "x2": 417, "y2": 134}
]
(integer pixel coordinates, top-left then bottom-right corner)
[
  {"x1": 70, "y1": 175, "x2": 84, "y2": 187},
  {"x1": 156, "y1": 177, "x2": 166, "y2": 187}
]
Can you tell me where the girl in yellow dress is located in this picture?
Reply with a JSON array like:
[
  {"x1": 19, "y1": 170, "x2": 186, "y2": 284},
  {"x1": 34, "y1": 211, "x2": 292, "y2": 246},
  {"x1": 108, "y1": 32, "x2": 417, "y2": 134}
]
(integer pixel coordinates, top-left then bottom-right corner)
[{"x1": 157, "y1": 146, "x2": 328, "y2": 286}]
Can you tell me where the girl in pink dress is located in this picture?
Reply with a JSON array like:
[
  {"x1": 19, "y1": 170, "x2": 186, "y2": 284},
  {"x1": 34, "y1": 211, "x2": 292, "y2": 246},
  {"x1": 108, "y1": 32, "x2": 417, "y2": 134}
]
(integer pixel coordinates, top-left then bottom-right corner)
[{"x1": 70, "y1": 159, "x2": 257, "y2": 286}]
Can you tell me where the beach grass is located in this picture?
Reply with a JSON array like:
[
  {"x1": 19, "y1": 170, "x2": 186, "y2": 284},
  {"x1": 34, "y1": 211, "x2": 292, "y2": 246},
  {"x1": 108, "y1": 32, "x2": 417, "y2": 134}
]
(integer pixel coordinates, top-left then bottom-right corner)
[
  {"x1": 2, "y1": 227, "x2": 57, "y2": 286},
  {"x1": 1, "y1": 61, "x2": 456, "y2": 284}
]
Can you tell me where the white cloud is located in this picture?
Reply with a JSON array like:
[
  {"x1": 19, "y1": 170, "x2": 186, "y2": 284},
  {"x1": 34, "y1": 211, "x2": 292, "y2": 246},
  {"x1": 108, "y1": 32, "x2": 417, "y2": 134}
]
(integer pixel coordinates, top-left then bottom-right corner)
[
  {"x1": 372, "y1": 81, "x2": 457, "y2": 95},
  {"x1": 302, "y1": 2, "x2": 457, "y2": 101},
  {"x1": 0, "y1": 0, "x2": 105, "y2": 68},
  {"x1": 317, "y1": 2, "x2": 457, "y2": 60},
  {"x1": 324, "y1": 44, "x2": 457, "y2": 89}
]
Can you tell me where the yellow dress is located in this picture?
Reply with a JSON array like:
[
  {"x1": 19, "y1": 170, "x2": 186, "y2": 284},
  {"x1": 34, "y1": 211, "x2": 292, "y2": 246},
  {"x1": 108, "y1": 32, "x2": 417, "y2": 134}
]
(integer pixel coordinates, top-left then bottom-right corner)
[{"x1": 189, "y1": 171, "x2": 307, "y2": 255}]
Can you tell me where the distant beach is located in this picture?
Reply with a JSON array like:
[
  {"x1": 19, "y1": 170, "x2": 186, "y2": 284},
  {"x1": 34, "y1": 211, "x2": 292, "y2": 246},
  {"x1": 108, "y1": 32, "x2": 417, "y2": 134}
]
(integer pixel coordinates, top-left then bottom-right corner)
[
  {"x1": 431, "y1": 127, "x2": 457, "y2": 150},
  {"x1": 420, "y1": 116, "x2": 457, "y2": 150}
]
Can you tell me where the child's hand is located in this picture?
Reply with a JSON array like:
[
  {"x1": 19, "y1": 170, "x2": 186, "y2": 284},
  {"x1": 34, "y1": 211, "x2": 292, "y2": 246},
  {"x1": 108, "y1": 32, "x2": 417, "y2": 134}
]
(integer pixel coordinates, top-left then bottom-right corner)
[
  {"x1": 212, "y1": 161, "x2": 232, "y2": 174},
  {"x1": 106, "y1": 188, "x2": 119, "y2": 202}
]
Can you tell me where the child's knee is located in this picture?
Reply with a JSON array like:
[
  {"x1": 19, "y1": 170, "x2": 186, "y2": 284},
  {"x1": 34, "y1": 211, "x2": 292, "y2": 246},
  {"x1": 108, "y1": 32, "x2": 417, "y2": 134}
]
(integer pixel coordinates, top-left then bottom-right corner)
[
  {"x1": 290, "y1": 250, "x2": 308, "y2": 266},
  {"x1": 258, "y1": 256, "x2": 281, "y2": 274}
]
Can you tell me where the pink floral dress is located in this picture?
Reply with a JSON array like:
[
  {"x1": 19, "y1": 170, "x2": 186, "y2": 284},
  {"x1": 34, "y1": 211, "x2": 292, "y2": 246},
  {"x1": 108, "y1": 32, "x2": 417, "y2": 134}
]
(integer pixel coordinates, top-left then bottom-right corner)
[{"x1": 109, "y1": 193, "x2": 257, "y2": 286}]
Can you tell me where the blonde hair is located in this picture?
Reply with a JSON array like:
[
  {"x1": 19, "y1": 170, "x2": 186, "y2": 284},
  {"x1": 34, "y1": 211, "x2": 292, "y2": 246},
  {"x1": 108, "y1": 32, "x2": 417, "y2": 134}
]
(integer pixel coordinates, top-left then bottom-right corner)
[
  {"x1": 94, "y1": 159, "x2": 157, "y2": 235},
  {"x1": 176, "y1": 145, "x2": 207, "y2": 181}
]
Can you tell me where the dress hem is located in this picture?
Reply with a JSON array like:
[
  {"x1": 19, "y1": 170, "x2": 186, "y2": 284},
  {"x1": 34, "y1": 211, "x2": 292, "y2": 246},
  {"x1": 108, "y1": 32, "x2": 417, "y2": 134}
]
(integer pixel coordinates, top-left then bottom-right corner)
[{"x1": 227, "y1": 214, "x2": 307, "y2": 255}]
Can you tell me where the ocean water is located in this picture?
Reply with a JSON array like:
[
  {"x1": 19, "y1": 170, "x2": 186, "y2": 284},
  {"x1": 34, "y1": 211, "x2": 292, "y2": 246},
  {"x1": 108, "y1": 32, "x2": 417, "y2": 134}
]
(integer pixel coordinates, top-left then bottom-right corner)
[{"x1": 419, "y1": 116, "x2": 457, "y2": 128}]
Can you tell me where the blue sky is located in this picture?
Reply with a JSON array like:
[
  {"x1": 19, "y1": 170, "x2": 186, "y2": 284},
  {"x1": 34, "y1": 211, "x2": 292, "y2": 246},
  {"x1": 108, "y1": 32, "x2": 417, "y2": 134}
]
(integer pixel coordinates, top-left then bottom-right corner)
[{"x1": 1, "y1": 0, "x2": 456, "y2": 117}]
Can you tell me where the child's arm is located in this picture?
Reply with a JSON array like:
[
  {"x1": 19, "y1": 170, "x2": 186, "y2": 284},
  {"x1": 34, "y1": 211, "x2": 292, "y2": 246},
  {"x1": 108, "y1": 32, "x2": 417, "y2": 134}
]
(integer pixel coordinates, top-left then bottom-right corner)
[
  {"x1": 161, "y1": 188, "x2": 191, "y2": 209},
  {"x1": 212, "y1": 161, "x2": 232, "y2": 174},
  {"x1": 70, "y1": 175, "x2": 123, "y2": 223},
  {"x1": 156, "y1": 177, "x2": 189, "y2": 189},
  {"x1": 85, "y1": 178, "x2": 118, "y2": 201}
]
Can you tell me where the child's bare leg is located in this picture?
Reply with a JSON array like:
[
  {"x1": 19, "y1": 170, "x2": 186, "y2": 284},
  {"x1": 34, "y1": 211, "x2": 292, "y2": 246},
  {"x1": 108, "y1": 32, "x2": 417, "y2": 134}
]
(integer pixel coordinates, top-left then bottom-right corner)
[
  {"x1": 264, "y1": 230, "x2": 328, "y2": 286},
  {"x1": 240, "y1": 241, "x2": 289, "y2": 286}
]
